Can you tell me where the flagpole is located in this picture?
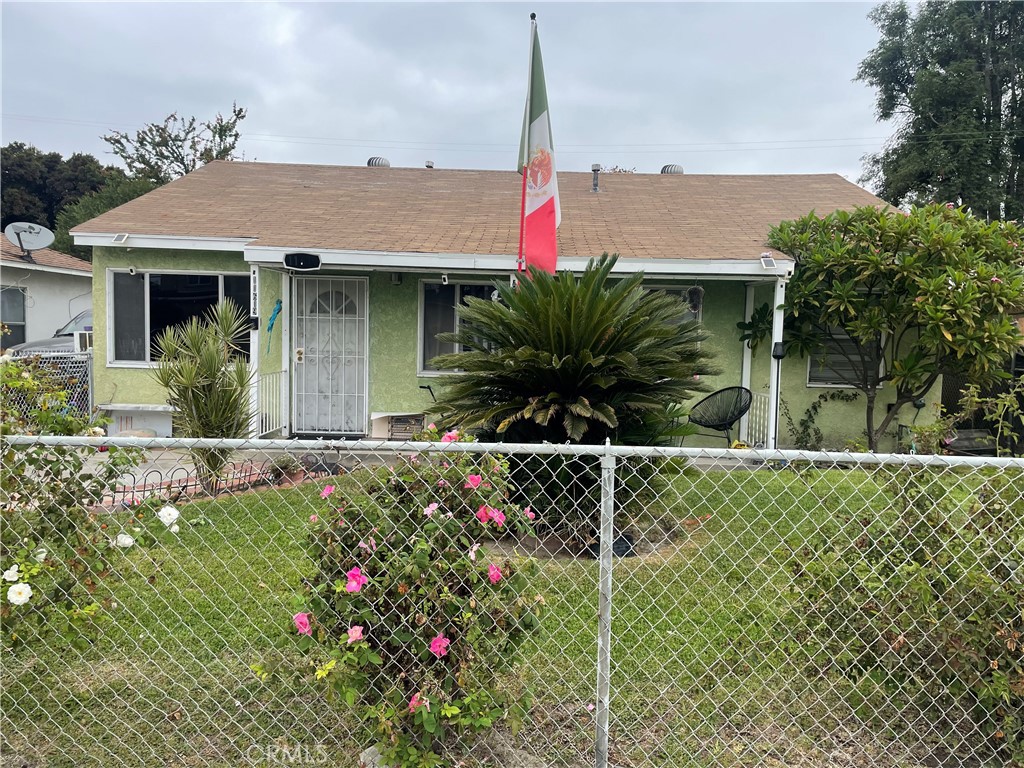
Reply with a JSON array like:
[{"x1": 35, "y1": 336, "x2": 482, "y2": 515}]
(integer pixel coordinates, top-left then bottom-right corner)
[{"x1": 517, "y1": 13, "x2": 537, "y2": 274}]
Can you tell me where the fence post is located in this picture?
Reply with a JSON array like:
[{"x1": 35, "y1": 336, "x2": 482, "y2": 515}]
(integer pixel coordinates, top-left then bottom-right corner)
[{"x1": 596, "y1": 439, "x2": 616, "y2": 768}]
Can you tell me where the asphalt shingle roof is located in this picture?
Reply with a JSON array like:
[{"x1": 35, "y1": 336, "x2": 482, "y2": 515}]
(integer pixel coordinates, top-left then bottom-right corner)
[
  {"x1": 72, "y1": 161, "x2": 886, "y2": 261},
  {"x1": 1, "y1": 238, "x2": 92, "y2": 273}
]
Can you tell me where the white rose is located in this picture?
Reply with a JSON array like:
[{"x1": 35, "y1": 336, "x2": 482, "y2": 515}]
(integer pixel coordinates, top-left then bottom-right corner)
[
  {"x1": 2, "y1": 565, "x2": 19, "y2": 583},
  {"x1": 20, "y1": 371, "x2": 30, "y2": 379},
  {"x1": 169, "y1": 524, "x2": 180, "y2": 534},
  {"x1": 158, "y1": 505, "x2": 180, "y2": 527},
  {"x1": 114, "y1": 534, "x2": 135, "y2": 549},
  {"x1": 7, "y1": 583, "x2": 32, "y2": 606},
  {"x1": 88, "y1": 426, "x2": 105, "y2": 437},
  {"x1": 32, "y1": 548, "x2": 47, "y2": 563}
]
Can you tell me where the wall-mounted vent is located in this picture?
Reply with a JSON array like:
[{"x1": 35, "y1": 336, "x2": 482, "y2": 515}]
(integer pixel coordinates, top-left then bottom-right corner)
[
  {"x1": 367, "y1": 157, "x2": 391, "y2": 168},
  {"x1": 660, "y1": 164, "x2": 685, "y2": 174}
]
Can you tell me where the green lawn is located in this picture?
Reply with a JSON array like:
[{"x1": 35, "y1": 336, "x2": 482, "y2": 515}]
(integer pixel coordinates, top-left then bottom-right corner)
[{"x1": 0, "y1": 463, "x2": 1006, "y2": 767}]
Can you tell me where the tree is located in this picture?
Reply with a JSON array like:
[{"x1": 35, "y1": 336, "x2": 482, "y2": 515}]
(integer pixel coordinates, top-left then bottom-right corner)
[
  {"x1": 0, "y1": 142, "x2": 117, "y2": 231},
  {"x1": 857, "y1": 1, "x2": 1024, "y2": 220},
  {"x1": 53, "y1": 177, "x2": 157, "y2": 260},
  {"x1": 152, "y1": 300, "x2": 253, "y2": 494},
  {"x1": 768, "y1": 204, "x2": 1024, "y2": 451},
  {"x1": 102, "y1": 103, "x2": 247, "y2": 185}
]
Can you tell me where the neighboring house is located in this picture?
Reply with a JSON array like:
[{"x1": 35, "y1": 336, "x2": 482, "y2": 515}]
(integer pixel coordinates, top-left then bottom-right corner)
[
  {"x1": 1, "y1": 237, "x2": 92, "y2": 350},
  {"x1": 70, "y1": 160, "x2": 929, "y2": 447}
]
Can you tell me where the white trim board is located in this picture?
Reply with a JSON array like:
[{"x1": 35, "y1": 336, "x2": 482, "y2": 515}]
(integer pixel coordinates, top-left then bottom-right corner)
[
  {"x1": 72, "y1": 232, "x2": 254, "y2": 251},
  {"x1": 244, "y1": 247, "x2": 795, "y2": 280},
  {"x1": 1, "y1": 260, "x2": 92, "y2": 278}
]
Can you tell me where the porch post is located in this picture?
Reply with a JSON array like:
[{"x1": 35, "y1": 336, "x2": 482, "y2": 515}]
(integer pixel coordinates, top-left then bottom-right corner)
[
  {"x1": 249, "y1": 265, "x2": 261, "y2": 438},
  {"x1": 738, "y1": 283, "x2": 755, "y2": 442},
  {"x1": 766, "y1": 277, "x2": 787, "y2": 450},
  {"x1": 280, "y1": 275, "x2": 291, "y2": 436}
]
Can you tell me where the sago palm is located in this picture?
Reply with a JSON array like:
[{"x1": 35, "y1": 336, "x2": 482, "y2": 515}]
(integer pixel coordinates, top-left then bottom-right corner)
[
  {"x1": 431, "y1": 254, "x2": 718, "y2": 550},
  {"x1": 431, "y1": 253, "x2": 717, "y2": 445}
]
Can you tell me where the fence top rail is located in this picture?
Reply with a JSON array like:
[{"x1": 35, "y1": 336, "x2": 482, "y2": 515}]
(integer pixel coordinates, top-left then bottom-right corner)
[{"x1": 4, "y1": 434, "x2": 1024, "y2": 469}]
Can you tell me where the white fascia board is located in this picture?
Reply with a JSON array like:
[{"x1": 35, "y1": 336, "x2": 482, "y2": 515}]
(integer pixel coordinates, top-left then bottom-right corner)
[
  {"x1": 243, "y1": 247, "x2": 795, "y2": 280},
  {"x1": 0, "y1": 261, "x2": 92, "y2": 278},
  {"x1": 72, "y1": 232, "x2": 254, "y2": 251}
]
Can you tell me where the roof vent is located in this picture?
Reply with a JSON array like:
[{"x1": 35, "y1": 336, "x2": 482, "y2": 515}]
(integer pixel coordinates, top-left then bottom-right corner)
[
  {"x1": 367, "y1": 157, "x2": 391, "y2": 168},
  {"x1": 425, "y1": 160, "x2": 434, "y2": 169},
  {"x1": 660, "y1": 164, "x2": 685, "y2": 174}
]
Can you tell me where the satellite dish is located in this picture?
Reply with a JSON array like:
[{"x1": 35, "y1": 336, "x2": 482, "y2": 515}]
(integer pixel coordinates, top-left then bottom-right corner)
[{"x1": 4, "y1": 222, "x2": 55, "y2": 255}]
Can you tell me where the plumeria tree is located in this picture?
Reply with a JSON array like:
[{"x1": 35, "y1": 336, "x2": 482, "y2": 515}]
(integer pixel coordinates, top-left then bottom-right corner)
[{"x1": 768, "y1": 204, "x2": 1024, "y2": 451}]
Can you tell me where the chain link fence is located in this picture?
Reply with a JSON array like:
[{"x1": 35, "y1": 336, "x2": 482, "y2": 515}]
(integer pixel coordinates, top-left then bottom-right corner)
[
  {"x1": 1, "y1": 352, "x2": 93, "y2": 424},
  {"x1": 2, "y1": 435, "x2": 1022, "y2": 768}
]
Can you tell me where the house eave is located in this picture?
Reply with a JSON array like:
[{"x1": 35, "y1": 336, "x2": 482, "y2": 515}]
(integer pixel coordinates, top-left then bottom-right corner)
[
  {"x1": 243, "y1": 246, "x2": 795, "y2": 280},
  {"x1": 0, "y1": 260, "x2": 92, "y2": 278},
  {"x1": 71, "y1": 232, "x2": 255, "y2": 251}
]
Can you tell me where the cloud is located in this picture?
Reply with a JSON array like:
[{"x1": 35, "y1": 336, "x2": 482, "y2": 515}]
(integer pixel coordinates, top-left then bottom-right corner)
[{"x1": 1, "y1": 2, "x2": 888, "y2": 182}]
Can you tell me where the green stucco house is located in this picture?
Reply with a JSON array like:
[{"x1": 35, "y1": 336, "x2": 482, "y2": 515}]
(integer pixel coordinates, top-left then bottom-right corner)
[{"x1": 71, "y1": 160, "x2": 918, "y2": 448}]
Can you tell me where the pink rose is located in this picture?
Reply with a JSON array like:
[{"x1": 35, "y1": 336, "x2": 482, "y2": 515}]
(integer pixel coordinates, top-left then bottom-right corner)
[
  {"x1": 423, "y1": 502, "x2": 439, "y2": 517},
  {"x1": 524, "y1": 506, "x2": 536, "y2": 521},
  {"x1": 488, "y1": 564, "x2": 503, "y2": 584},
  {"x1": 464, "y1": 474, "x2": 482, "y2": 489},
  {"x1": 489, "y1": 509, "x2": 506, "y2": 527},
  {"x1": 320, "y1": 485, "x2": 335, "y2": 499},
  {"x1": 357, "y1": 537, "x2": 377, "y2": 552},
  {"x1": 429, "y1": 634, "x2": 451, "y2": 658},
  {"x1": 427, "y1": 423, "x2": 436, "y2": 430},
  {"x1": 441, "y1": 430, "x2": 459, "y2": 443},
  {"x1": 309, "y1": 514, "x2": 318, "y2": 523},
  {"x1": 409, "y1": 692, "x2": 430, "y2": 713},
  {"x1": 345, "y1": 566, "x2": 368, "y2": 593},
  {"x1": 468, "y1": 543, "x2": 481, "y2": 562},
  {"x1": 991, "y1": 276, "x2": 1003, "y2": 284},
  {"x1": 293, "y1": 612, "x2": 312, "y2": 636},
  {"x1": 347, "y1": 625, "x2": 364, "y2": 644},
  {"x1": 476, "y1": 505, "x2": 492, "y2": 524}
]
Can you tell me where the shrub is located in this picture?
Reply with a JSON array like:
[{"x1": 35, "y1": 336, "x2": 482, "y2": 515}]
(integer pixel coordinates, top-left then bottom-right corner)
[
  {"x1": 430, "y1": 254, "x2": 715, "y2": 548},
  {"x1": 789, "y1": 467, "x2": 1024, "y2": 761},
  {"x1": 0, "y1": 355, "x2": 155, "y2": 651},
  {"x1": 289, "y1": 426, "x2": 543, "y2": 767},
  {"x1": 152, "y1": 300, "x2": 253, "y2": 494}
]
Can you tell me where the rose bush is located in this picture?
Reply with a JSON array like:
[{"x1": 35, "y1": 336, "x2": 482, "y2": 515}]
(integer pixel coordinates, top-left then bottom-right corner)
[
  {"x1": 289, "y1": 425, "x2": 544, "y2": 767},
  {"x1": 0, "y1": 355, "x2": 179, "y2": 651}
]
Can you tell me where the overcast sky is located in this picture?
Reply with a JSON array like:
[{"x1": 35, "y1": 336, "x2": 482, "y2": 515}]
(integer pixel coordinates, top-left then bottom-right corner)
[{"x1": 1, "y1": 2, "x2": 892, "y2": 185}]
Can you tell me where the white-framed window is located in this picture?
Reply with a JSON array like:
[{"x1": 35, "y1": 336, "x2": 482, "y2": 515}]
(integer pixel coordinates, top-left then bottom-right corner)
[
  {"x1": 644, "y1": 284, "x2": 702, "y2": 324},
  {"x1": 107, "y1": 270, "x2": 251, "y2": 365},
  {"x1": 1, "y1": 286, "x2": 26, "y2": 347},
  {"x1": 419, "y1": 280, "x2": 494, "y2": 374},
  {"x1": 807, "y1": 328, "x2": 882, "y2": 387}
]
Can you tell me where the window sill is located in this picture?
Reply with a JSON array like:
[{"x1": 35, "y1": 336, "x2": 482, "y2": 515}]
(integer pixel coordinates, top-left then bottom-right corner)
[{"x1": 107, "y1": 361, "x2": 157, "y2": 369}]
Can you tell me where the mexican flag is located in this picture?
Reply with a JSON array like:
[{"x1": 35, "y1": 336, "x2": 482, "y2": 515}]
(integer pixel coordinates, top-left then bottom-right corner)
[{"x1": 517, "y1": 16, "x2": 560, "y2": 274}]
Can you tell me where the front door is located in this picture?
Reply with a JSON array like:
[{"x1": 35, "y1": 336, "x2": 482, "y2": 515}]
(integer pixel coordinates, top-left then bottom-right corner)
[{"x1": 293, "y1": 277, "x2": 367, "y2": 434}]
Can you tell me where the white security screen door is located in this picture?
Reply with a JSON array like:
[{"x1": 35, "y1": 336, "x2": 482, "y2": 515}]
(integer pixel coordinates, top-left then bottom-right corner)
[{"x1": 293, "y1": 277, "x2": 367, "y2": 434}]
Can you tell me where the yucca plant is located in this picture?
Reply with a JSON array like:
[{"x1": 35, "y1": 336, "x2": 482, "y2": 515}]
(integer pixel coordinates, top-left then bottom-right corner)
[
  {"x1": 152, "y1": 301, "x2": 253, "y2": 495},
  {"x1": 431, "y1": 254, "x2": 717, "y2": 548}
]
